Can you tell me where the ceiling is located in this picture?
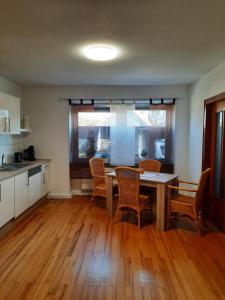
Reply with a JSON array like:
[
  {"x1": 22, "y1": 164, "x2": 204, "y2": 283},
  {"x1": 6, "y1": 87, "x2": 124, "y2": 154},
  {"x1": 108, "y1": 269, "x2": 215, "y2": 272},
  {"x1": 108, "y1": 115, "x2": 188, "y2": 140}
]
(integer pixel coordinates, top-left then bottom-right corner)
[{"x1": 0, "y1": 0, "x2": 225, "y2": 86}]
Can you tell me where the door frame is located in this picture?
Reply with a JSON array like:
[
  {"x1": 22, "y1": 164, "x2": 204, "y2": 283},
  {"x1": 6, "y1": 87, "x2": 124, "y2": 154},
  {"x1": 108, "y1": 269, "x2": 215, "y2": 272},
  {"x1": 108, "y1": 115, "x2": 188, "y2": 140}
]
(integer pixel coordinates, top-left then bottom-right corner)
[{"x1": 202, "y1": 91, "x2": 225, "y2": 232}]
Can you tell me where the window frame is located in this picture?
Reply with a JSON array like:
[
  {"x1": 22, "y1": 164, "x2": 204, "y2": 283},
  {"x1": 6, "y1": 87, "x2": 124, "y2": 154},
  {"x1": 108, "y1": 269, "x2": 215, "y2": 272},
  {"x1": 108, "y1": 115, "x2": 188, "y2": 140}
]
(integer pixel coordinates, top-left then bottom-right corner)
[{"x1": 69, "y1": 104, "x2": 175, "y2": 179}]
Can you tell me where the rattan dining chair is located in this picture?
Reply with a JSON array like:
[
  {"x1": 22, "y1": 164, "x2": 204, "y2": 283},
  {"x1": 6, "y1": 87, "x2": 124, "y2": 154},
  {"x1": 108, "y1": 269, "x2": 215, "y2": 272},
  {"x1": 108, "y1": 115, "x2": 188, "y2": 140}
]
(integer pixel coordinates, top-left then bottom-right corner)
[
  {"x1": 89, "y1": 158, "x2": 107, "y2": 203},
  {"x1": 168, "y1": 168, "x2": 211, "y2": 234},
  {"x1": 115, "y1": 166, "x2": 152, "y2": 230},
  {"x1": 139, "y1": 159, "x2": 161, "y2": 172},
  {"x1": 139, "y1": 159, "x2": 161, "y2": 198}
]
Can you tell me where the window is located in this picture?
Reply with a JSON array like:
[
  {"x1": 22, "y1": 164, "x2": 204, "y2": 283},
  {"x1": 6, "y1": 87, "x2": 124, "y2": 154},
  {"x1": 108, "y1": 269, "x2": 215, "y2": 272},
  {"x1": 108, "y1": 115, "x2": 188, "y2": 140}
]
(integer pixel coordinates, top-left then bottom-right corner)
[
  {"x1": 69, "y1": 104, "x2": 174, "y2": 178},
  {"x1": 78, "y1": 112, "x2": 112, "y2": 162}
]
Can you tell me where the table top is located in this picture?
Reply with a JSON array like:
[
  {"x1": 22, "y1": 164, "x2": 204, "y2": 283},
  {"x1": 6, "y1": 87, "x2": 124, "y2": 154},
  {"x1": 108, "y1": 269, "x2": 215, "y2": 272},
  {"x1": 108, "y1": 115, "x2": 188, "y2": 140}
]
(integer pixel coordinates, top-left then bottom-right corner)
[{"x1": 106, "y1": 171, "x2": 178, "y2": 184}]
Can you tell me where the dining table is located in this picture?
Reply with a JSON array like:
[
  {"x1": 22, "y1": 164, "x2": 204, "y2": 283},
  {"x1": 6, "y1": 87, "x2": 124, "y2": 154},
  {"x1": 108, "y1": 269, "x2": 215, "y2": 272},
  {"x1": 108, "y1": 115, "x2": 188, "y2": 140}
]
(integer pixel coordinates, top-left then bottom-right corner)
[{"x1": 106, "y1": 171, "x2": 178, "y2": 231}]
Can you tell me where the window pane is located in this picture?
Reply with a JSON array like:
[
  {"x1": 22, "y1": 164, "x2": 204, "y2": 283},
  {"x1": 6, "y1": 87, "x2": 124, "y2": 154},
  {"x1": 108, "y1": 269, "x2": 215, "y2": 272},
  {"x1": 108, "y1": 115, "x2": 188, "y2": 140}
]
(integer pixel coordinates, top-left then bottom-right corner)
[
  {"x1": 78, "y1": 112, "x2": 114, "y2": 126},
  {"x1": 128, "y1": 110, "x2": 166, "y2": 127},
  {"x1": 76, "y1": 108, "x2": 171, "y2": 165},
  {"x1": 78, "y1": 112, "x2": 112, "y2": 162},
  {"x1": 110, "y1": 104, "x2": 135, "y2": 166},
  {"x1": 128, "y1": 110, "x2": 166, "y2": 162}
]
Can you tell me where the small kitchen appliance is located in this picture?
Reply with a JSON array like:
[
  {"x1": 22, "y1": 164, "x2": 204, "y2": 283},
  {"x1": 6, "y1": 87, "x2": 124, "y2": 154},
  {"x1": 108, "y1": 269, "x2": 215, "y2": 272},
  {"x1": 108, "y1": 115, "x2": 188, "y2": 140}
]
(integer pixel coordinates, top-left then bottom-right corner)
[
  {"x1": 23, "y1": 145, "x2": 36, "y2": 161},
  {"x1": 14, "y1": 152, "x2": 23, "y2": 163}
]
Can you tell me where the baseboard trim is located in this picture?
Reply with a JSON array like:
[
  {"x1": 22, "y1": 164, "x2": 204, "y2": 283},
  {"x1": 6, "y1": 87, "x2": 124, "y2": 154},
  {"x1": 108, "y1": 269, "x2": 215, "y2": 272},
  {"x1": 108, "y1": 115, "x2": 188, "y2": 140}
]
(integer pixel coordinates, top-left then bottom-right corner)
[
  {"x1": 71, "y1": 189, "x2": 92, "y2": 196},
  {"x1": 48, "y1": 193, "x2": 72, "y2": 199}
]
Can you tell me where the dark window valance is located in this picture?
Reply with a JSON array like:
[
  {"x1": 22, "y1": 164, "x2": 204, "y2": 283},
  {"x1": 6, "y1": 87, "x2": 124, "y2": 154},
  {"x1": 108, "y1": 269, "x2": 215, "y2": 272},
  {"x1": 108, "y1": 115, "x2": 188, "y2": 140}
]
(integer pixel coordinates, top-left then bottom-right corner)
[{"x1": 68, "y1": 98, "x2": 176, "y2": 106}]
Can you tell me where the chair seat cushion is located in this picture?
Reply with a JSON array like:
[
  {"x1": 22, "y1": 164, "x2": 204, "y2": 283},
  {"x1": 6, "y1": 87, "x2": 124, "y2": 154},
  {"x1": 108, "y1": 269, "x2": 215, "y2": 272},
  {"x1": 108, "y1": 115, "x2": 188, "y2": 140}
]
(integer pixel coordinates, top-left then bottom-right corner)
[
  {"x1": 96, "y1": 182, "x2": 106, "y2": 189},
  {"x1": 169, "y1": 194, "x2": 195, "y2": 216},
  {"x1": 170, "y1": 194, "x2": 194, "y2": 205},
  {"x1": 139, "y1": 194, "x2": 151, "y2": 201}
]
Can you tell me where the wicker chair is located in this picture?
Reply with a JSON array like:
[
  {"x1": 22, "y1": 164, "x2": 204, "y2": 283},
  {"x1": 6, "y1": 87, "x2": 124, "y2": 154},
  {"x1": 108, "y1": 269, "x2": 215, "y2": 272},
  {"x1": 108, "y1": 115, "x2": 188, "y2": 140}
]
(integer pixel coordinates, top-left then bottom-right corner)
[
  {"x1": 115, "y1": 166, "x2": 152, "y2": 229},
  {"x1": 168, "y1": 168, "x2": 211, "y2": 234},
  {"x1": 89, "y1": 158, "x2": 107, "y2": 203},
  {"x1": 139, "y1": 159, "x2": 161, "y2": 198},
  {"x1": 139, "y1": 159, "x2": 161, "y2": 172}
]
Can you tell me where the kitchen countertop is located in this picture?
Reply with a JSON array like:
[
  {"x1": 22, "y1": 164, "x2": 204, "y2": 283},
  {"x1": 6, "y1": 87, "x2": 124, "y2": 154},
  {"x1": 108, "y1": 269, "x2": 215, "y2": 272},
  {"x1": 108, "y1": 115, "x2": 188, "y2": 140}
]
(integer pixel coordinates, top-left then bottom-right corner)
[{"x1": 0, "y1": 159, "x2": 50, "y2": 182}]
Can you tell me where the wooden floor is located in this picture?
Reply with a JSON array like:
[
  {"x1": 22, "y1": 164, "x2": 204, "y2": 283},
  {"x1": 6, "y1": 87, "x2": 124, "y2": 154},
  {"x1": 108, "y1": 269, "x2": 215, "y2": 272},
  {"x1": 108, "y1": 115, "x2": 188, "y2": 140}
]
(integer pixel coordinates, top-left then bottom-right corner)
[{"x1": 0, "y1": 196, "x2": 225, "y2": 300}]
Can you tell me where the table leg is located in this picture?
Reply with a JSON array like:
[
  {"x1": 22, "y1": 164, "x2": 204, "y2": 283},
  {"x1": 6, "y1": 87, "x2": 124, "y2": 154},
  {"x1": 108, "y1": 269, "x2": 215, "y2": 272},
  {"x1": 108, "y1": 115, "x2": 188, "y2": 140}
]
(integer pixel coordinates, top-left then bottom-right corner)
[
  {"x1": 156, "y1": 183, "x2": 168, "y2": 231},
  {"x1": 106, "y1": 176, "x2": 113, "y2": 216}
]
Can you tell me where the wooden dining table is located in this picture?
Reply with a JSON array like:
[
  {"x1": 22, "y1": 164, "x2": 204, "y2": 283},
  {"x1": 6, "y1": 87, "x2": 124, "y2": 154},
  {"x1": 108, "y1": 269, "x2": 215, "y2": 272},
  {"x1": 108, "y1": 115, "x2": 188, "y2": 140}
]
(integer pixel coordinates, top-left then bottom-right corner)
[{"x1": 106, "y1": 171, "x2": 178, "y2": 231}]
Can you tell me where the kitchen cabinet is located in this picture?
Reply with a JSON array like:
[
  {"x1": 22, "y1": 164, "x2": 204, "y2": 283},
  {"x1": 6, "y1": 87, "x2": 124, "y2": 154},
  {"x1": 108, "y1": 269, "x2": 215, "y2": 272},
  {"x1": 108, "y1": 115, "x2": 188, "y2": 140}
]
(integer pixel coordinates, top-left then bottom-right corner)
[
  {"x1": 29, "y1": 172, "x2": 42, "y2": 206},
  {"x1": 0, "y1": 177, "x2": 15, "y2": 228},
  {"x1": 0, "y1": 92, "x2": 20, "y2": 134},
  {"x1": 41, "y1": 163, "x2": 50, "y2": 197},
  {"x1": 15, "y1": 171, "x2": 29, "y2": 217},
  {"x1": 1, "y1": 162, "x2": 50, "y2": 227}
]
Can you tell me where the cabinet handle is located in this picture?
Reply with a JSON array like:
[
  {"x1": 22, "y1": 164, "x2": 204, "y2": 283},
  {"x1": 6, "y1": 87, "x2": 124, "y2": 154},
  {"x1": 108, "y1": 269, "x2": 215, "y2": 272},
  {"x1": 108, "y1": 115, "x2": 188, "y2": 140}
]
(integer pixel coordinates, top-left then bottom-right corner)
[
  {"x1": 27, "y1": 175, "x2": 29, "y2": 186},
  {"x1": 43, "y1": 173, "x2": 45, "y2": 184},
  {"x1": 8, "y1": 117, "x2": 10, "y2": 132}
]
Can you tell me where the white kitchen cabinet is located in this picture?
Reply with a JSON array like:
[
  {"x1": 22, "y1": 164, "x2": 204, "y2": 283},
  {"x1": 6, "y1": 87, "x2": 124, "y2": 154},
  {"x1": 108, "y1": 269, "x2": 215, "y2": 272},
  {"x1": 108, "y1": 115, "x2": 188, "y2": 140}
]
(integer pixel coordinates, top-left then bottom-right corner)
[
  {"x1": 15, "y1": 171, "x2": 29, "y2": 217},
  {"x1": 0, "y1": 92, "x2": 20, "y2": 134},
  {"x1": 29, "y1": 172, "x2": 42, "y2": 206},
  {"x1": 41, "y1": 163, "x2": 50, "y2": 197},
  {"x1": 0, "y1": 177, "x2": 15, "y2": 228}
]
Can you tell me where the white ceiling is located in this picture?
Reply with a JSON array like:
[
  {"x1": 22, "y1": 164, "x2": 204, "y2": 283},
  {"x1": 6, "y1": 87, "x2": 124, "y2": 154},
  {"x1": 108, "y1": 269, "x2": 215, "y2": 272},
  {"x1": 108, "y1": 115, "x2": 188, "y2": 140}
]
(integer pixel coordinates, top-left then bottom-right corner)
[{"x1": 0, "y1": 0, "x2": 225, "y2": 86}]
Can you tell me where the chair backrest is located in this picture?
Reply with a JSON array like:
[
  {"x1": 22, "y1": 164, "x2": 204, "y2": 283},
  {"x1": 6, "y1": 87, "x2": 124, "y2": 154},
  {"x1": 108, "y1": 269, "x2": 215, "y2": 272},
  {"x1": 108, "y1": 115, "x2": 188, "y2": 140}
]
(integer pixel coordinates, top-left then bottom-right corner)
[
  {"x1": 115, "y1": 166, "x2": 141, "y2": 210},
  {"x1": 139, "y1": 159, "x2": 161, "y2": 172},
  {"x1": 195, "y1": 168, "x2": 211, "y2": 213},
  {"x1": 89, "y1": 158, "x2": 106, "y2": 185}
]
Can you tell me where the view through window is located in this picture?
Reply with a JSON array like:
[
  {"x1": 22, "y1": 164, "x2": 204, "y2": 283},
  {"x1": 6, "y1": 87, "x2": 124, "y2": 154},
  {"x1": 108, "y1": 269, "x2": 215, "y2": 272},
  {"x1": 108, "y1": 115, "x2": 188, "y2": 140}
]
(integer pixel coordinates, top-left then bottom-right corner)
[{"x1": 77, "y1": 108, "x2": 172, "y2": 165}]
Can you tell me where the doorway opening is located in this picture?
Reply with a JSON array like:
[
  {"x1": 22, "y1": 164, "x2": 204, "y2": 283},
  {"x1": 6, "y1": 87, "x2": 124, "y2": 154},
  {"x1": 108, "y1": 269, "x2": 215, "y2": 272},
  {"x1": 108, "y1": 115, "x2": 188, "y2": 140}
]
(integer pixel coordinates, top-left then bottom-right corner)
[{"x1": 203, "y1": 91, "x2": 225, "y2": 232}]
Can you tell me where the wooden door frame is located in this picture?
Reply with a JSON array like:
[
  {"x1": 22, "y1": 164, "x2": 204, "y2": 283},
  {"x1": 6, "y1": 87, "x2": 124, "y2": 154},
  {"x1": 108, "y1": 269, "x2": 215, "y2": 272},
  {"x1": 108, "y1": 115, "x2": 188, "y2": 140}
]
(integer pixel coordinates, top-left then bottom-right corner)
[{"x1": 202, "y1": 91, "x2": 225, "y2": 232}]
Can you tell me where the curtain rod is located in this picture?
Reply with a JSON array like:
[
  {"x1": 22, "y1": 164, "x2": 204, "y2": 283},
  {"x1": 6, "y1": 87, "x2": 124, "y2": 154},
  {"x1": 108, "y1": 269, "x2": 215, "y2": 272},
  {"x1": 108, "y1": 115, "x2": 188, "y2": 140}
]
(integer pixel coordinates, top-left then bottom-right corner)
[{"x1": 66, "y1": 98, "x2": 177, "y2": 105}]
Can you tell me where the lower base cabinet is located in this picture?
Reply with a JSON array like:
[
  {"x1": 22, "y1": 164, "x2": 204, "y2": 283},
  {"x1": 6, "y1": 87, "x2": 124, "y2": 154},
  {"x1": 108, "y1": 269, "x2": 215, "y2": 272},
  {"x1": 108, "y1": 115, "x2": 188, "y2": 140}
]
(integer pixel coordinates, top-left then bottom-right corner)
[
  {"x1": 1, "y1": 162, "x2": 50, "y2": 226},
  {"x1": 15, "y1": 171, "x2": 29, "y2": 217},
  {"x1": 29, "y1": 172, "x2": 42, "y2": 206},
  {"x1": 0, "y1": 177, "x2": 15, "y2": 228},
  {"x1": 41, "y1": 163, "x2": 50, "y2": 197}
]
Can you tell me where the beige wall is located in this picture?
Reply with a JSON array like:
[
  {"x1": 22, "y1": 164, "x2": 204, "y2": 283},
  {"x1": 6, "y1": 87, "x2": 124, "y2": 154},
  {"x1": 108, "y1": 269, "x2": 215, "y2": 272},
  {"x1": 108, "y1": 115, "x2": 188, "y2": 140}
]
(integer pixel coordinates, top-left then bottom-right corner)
[
  {"x1": 0, "y1": 76, "x2": 23, "y2": 163},
  {"x1": 23, "y1": 85, "x2": 190, "y2": 196},
  {"x1": 189, "y1": 60, "x2": 225, "y2": 181}
]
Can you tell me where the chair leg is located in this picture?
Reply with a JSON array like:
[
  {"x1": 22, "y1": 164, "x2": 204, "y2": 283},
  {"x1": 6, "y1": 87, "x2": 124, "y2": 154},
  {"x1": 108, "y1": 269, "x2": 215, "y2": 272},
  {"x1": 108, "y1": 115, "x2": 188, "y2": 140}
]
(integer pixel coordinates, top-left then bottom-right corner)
[
  {"x1": 137, "y1": 212, "x2": 141, "y2": 230},
  {"x1": 197, "y1": 211, "x2": 204, "y2": 236},
  {"x1": 167, "y1": 212, "x2": 180, "y2": 230},
  {"x1": 114, "y1": 209, "x2": 121, "y2": 224},
  {"x1": 194, "y1": 220, "x2": 201, "y2": 235},
  {"x1": 167, "y1": 208, "x2": 171, "y2": 228},
  {"x1": 193, "y1": 212, "x2": 203, "y2": 236},
  {"x1": 91, "y1": 193, "x2": 95, "y2": 204}
]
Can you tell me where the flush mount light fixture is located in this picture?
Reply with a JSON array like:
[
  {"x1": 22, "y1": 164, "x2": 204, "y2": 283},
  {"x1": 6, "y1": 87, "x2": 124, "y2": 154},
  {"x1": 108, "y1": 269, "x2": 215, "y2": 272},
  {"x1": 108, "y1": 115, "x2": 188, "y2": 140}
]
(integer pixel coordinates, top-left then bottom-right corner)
[{"x1": 84, "y1": 45, "x2": 118, "y2": 61}]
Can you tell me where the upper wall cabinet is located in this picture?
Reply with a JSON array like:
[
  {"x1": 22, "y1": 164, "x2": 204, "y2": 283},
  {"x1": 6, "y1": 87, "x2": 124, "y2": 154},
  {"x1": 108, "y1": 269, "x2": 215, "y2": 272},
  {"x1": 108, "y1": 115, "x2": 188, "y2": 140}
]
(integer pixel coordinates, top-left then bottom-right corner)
[{"x1": 0, "y1": 92, "x2": 20, "y2": 135}]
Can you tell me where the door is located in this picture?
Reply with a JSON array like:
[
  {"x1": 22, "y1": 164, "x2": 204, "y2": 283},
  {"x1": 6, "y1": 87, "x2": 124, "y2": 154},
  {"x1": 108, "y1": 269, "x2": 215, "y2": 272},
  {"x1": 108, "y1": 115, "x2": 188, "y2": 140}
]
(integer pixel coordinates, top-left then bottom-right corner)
[
  {"x1": 203, "y1": 95, "x2": 225, "y2": 232},
  {"x1": 29, "y1": 172, "x2": 42, "y2": 206},
  {"x1": 0, "y1": 177, "x2": 15, "y2": 227},
  {"x1": 15, "y1": 171, "x2": 29, "y2": 217}
]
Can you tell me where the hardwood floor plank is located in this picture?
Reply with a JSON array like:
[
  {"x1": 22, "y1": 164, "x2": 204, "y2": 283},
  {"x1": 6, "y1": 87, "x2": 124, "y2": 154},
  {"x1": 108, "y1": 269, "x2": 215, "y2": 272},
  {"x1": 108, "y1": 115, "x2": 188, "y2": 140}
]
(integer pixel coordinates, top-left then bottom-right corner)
[{"x1": 0, "y1": 196, "x2": 225, "y2": 300}]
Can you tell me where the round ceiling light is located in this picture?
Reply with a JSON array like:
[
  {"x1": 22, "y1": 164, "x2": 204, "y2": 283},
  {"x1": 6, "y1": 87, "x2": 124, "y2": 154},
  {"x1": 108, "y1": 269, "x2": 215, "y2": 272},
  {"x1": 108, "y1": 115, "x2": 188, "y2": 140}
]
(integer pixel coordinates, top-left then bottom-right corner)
[{"x1": 84, "y1": 45, "x2": 117, "y2": 61}]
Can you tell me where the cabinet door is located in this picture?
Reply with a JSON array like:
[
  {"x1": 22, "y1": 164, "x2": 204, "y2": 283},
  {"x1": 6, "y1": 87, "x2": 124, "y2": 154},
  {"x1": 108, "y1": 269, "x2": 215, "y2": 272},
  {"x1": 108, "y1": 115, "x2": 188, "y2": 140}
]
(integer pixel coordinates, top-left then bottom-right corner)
[
  {"x1": 0, "y1": 98, "x2": 10, "y2": 134},
  {"x1": 29, "y1": 173, "x2": 42, "y2": 206},
  {"x1": 0, "y1": 177, "x2": 15, "y2": 227},
  {"x1": 41, "y1": 164, "x2": 50, "y2": 197},
  {"x1": 15, "y1": 172, "x2": 29, "y2": 217},
  {"x1": 0, "y1": 92, "x2": 20, "y2": 134},
  {"x1": 8, "y1": 97, "x2": 20, "y2": 134}
]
